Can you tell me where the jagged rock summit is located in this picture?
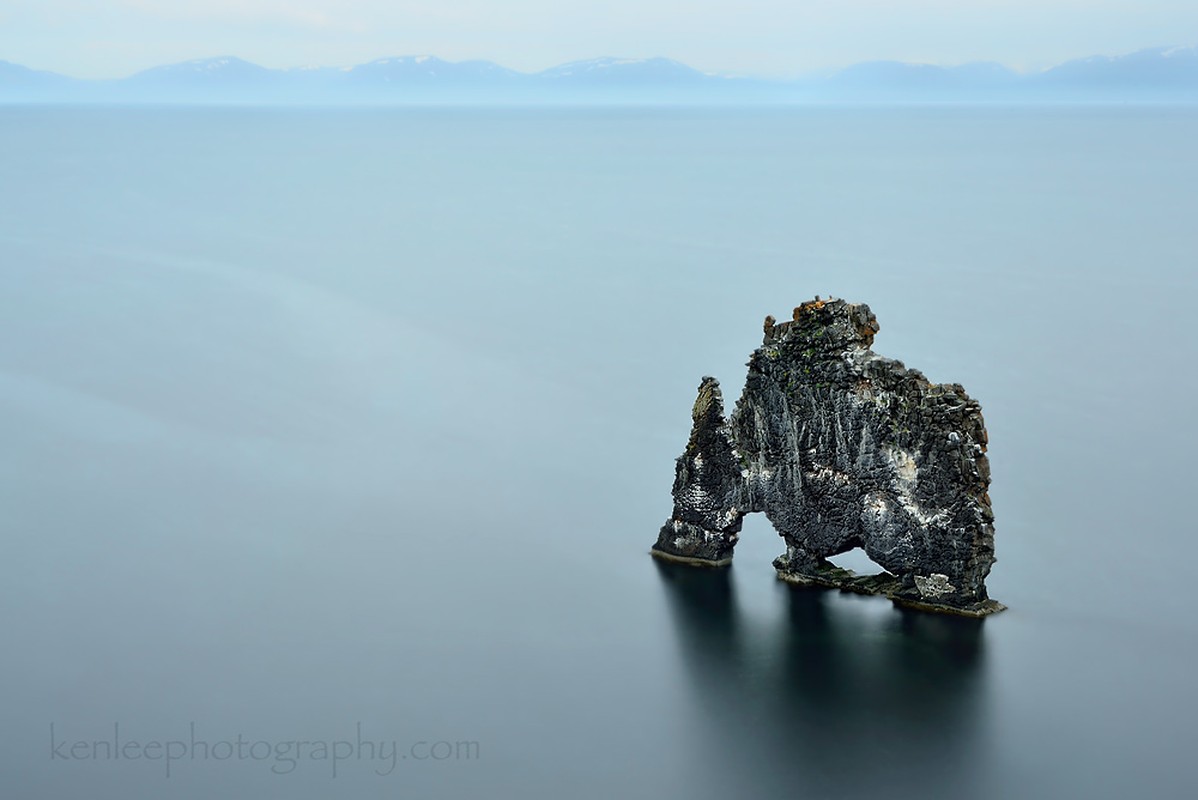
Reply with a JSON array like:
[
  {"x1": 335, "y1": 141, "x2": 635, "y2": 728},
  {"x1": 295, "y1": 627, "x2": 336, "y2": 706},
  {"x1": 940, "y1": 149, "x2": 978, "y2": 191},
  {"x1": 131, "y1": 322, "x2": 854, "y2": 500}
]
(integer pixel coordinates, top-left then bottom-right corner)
[{"x1": 652, "y1": 298, "x2": 1003, "y2": 616}]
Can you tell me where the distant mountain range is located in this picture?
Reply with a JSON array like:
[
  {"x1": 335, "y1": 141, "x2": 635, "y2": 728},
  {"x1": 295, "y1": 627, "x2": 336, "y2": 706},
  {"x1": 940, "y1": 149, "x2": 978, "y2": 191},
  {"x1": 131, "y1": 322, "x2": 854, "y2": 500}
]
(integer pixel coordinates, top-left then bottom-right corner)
[{"x1": 3, "y1": 47, "x2": 1197, "y2": 104}]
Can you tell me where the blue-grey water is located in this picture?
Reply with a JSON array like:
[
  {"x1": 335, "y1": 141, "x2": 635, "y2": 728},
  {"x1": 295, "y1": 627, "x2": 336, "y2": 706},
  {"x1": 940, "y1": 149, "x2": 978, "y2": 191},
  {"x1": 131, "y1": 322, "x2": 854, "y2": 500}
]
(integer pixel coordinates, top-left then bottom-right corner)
[{"x1": 1, "y1": 106, "x2": 1195, "y2": 799}]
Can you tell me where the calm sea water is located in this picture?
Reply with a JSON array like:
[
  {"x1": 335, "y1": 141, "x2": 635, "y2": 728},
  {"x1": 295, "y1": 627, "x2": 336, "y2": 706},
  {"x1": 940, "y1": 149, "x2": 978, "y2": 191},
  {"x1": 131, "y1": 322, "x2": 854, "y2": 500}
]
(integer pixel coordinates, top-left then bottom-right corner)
[{"x1": 1, "y1": 106, "x2": 1196, "y2": 799}]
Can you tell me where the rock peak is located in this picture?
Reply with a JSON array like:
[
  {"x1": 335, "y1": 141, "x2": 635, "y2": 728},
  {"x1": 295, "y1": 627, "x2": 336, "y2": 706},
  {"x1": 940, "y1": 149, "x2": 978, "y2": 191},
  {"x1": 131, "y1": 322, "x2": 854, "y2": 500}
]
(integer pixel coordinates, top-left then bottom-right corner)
[{"x1": 762, "y1": 296, "x2": 879, "y2": 349}]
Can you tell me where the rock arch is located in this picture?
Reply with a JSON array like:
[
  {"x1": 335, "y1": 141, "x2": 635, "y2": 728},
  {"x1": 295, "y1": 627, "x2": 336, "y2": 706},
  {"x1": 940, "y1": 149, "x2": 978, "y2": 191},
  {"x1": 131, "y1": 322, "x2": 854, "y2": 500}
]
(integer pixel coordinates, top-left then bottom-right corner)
[{"x1": 651, "y1": 298, "x2": 1003, "y2": 616}]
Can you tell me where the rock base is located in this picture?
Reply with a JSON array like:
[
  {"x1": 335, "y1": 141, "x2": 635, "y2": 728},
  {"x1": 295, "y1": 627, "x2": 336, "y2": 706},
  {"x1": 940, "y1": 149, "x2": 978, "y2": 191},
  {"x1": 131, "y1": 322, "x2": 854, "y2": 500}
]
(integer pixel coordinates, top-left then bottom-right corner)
[
  {"x1": 774, "y1": 561, "x2": 1007, "y2": 617},
  {"x1": 649, "y1": 548, "x2": 733, "y2": 568}
]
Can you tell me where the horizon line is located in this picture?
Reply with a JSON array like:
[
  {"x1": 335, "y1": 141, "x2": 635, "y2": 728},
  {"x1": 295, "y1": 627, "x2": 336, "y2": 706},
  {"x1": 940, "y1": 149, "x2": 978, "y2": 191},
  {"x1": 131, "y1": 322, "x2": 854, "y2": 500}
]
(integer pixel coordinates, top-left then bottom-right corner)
[{"x1": 4, "y1": 43, "x2": 1196, "y2": 83}]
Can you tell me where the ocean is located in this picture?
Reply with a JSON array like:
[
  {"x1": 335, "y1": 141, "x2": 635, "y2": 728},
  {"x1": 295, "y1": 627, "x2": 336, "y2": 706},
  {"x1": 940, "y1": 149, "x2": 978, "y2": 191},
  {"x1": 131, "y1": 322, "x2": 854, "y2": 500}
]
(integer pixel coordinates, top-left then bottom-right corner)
[{"x1": 1, "y1": 105, "x2": 1195, "y2": 798}]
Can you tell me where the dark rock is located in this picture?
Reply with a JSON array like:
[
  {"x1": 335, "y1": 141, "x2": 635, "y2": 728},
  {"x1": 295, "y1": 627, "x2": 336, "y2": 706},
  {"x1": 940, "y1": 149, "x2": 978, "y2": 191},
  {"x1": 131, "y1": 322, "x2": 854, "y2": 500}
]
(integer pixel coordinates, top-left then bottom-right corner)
[{"x1": 652, "y1": 298, "x2": 1004, "y2": 616}]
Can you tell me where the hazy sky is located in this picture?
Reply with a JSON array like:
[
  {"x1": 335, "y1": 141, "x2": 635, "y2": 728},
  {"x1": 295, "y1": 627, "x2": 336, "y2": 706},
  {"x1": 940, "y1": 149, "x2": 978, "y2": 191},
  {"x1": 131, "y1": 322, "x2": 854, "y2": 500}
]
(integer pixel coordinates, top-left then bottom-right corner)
[{"x1": 2, "y1": 0, "x2": 1197, "y2": 79}]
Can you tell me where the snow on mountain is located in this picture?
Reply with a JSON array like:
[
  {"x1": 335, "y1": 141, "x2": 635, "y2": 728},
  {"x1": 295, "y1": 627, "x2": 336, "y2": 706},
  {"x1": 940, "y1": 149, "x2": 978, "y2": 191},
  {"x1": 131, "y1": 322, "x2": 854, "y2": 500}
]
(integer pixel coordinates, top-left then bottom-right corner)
[
  {"x1": 537, "y1": 57, "x2": 709, "y2": 82},
  {"x1": 1036, "y1": 46, "x2": 1198, "y2": 90},
  {"x1": 128, "y1": 56, "x2": 275, "y2": 83},
  {"x1": 345, "y1": 56, "x2": 521, "y2": 83}
]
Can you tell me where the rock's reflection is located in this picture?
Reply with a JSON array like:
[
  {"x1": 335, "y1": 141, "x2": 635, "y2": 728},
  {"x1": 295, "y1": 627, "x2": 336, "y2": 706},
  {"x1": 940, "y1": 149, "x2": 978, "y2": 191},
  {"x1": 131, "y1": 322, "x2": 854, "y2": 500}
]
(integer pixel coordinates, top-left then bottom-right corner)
[{"x1": 655, "y1": 559, "x2": 992, "y2": 798}]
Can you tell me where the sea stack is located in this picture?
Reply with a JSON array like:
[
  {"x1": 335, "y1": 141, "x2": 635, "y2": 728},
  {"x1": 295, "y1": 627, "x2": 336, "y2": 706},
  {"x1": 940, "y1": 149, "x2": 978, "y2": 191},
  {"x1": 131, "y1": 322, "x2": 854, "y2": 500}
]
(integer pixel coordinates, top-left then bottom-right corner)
[{"x1": 653, "y1": 298, "x2": 1003, "y2": 616}]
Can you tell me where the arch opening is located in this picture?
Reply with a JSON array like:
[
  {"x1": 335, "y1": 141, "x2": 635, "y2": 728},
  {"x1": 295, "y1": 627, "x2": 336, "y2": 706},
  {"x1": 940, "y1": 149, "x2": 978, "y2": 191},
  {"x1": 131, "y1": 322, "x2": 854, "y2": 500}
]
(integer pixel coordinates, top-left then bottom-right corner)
[{"x1": 826, "y1": 546, "x2": 892, "y2": 578}]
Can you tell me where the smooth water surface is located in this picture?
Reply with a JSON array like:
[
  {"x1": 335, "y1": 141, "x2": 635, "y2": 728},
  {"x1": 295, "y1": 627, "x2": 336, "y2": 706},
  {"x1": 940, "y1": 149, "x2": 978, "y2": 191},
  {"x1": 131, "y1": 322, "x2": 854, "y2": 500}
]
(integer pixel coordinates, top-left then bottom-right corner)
[{"x1": 1, "y1": 106, "x2": 1196, "y2": 798}]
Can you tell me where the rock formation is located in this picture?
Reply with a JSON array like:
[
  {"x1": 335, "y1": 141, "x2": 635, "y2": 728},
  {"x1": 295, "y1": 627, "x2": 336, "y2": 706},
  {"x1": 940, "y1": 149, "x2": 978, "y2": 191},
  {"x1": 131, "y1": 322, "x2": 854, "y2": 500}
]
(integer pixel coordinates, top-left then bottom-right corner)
[{"x1": 652, "y1": 298, "x2": 1003, "y2": 616}]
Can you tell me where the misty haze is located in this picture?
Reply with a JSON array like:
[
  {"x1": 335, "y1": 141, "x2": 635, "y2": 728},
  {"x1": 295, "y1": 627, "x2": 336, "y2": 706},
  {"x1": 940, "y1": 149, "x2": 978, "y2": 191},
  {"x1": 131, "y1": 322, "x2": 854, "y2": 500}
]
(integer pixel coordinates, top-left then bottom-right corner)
[{"x1": 3, "y1": 4, "x2": 1198, "y2": 798}]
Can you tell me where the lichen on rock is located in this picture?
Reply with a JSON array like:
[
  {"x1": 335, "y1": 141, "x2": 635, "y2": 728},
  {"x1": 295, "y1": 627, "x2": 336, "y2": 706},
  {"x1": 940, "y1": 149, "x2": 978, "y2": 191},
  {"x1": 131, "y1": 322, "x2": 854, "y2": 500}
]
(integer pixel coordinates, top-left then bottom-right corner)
[{"x1": 652, "y1": 298, "x2": 1004, "y2": 617}]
